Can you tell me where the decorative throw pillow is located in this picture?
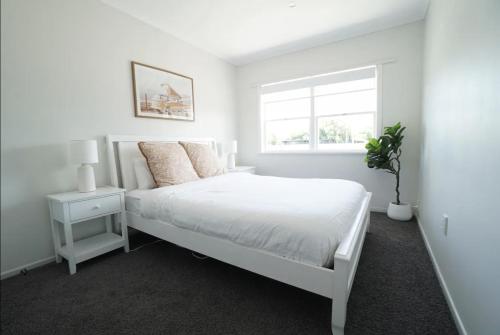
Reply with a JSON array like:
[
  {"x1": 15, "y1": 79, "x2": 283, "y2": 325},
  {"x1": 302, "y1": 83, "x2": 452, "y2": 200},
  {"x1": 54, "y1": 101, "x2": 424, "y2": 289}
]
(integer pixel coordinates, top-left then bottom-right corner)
[
  {"x1": 138, "y1": 142, "x2": 199, "y2": 187},
  {"x1": 133, "y1": 158, "x2": 155, "y2": 189},
  {"x1": 180, "y1": 141, "x2": 224, "y2": 178}
]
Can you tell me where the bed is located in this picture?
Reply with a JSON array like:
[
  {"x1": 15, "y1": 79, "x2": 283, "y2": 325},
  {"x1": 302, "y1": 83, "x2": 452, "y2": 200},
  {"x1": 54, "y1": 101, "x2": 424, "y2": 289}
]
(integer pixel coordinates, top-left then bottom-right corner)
[{"x1": 106, "y1": 135, "x2": 372, "y2": 335}]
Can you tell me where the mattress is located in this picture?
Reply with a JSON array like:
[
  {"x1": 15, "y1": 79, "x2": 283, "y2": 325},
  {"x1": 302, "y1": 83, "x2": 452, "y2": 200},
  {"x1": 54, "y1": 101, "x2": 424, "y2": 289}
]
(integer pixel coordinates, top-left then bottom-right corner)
[{"x1": 137, "y1": 173, "x2": 368, "y2": 268}]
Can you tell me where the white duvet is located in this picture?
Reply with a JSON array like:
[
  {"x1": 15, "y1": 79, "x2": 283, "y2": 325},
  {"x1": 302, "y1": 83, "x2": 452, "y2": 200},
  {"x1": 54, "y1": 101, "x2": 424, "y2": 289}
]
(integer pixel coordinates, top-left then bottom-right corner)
[{"x1": 141, "y1": 173, "x2": 367, "y2": 267}]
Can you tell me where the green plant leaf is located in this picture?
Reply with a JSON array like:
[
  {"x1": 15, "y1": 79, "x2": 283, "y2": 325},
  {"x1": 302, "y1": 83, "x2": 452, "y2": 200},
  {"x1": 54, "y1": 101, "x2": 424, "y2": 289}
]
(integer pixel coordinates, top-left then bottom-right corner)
[{"x1": 364, "y1": 122, "x2": 405, "y2": 201}]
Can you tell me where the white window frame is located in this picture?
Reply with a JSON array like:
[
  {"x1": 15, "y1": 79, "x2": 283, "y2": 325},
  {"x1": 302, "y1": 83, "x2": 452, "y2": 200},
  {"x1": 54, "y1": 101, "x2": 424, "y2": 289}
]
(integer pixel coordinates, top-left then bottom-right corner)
[{"x1": 259, "y1": 65, "x2": 383, "y2": 154}]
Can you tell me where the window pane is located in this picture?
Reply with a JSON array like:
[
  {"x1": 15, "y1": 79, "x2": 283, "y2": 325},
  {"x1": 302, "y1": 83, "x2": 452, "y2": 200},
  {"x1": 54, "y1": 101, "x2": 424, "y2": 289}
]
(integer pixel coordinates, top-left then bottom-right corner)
[
  {"x1": 261, "y1": 88, "x2": 310, "y2": 103},
  {"x1": 315, "y1": 89, "x2": 376, "y2": 116},
  {"x1": 264, "y1": 98, "x2": 310, "y2": 120},
  {"x1": 265, "y1": 119, "x2": 310, "y2": 151},
  {"x1": 317, "y1": 113, "x2": 374, "y2": 149},
  {"x1": 314, "y1": 78, "x2": 375, "y2": 96}
]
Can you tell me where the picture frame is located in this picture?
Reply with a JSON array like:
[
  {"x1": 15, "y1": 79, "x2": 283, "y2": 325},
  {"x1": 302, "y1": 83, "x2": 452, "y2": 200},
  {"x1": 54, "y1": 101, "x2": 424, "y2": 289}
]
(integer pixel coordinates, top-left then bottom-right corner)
[{"x1": 131, "y1": 61, "x2": 195, "y2": 121}]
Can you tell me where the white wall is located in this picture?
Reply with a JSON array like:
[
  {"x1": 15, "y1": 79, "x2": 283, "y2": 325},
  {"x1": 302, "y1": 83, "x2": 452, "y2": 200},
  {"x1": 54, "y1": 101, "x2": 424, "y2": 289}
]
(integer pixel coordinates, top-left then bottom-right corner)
[
  {"x1": 0, "y1": 0, "x2": 236, "y2": 275},
  {"x1": 419, "y1": 1, "x2": 500, "y2": 334},
  {"x1": 236, "y1": 22, "x2": 423, "y2": 210}
]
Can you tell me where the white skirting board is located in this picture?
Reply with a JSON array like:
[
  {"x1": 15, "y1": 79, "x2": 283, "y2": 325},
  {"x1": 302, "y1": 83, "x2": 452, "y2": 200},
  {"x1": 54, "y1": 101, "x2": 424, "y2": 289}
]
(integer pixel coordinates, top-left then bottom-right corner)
[
  {"x1": 1, "y1": 255, "x2": 55, "y2": 280},
  {"x1": 415, "y1": 214, "x2": 467, "y2": 335},
  {"x1": 370, "y1": 206, "x2": 388, "y2": 213},
  {"x1": 371, "y1": 205, "x2": 419, "y2": 214}
]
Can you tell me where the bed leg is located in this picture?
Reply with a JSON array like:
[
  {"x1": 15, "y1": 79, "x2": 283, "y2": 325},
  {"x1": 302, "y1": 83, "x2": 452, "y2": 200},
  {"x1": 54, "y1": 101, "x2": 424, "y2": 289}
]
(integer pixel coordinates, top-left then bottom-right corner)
[
  {"x1": 331, "y1": 261, "x2": 348, "y2": 335},
  {"x1": 331, "y1": 297, "x2": 346, "y2": 335},
  {"x1": 331, "y1": 325, "x2": 344, "y2": 335}
]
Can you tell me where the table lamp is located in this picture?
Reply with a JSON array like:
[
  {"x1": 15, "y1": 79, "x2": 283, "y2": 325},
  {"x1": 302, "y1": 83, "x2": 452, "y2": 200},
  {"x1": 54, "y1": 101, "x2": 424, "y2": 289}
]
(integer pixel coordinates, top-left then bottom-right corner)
[{"x1": 71, "y1": 140, "x2": 98, "y2": 192}]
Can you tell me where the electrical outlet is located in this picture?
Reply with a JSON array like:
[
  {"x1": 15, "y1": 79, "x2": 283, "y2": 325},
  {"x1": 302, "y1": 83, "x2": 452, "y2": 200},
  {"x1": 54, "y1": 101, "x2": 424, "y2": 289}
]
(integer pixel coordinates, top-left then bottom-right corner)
[{"x1": 442, "y1": 214, "x2": 449, "y2": 236}]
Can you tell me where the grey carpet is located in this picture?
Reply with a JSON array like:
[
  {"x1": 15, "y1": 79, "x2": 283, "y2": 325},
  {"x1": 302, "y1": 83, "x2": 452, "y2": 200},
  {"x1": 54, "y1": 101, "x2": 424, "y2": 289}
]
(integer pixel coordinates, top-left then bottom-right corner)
[{"x1": 1, "y1": 212, "x2": 458, "y2": 335}]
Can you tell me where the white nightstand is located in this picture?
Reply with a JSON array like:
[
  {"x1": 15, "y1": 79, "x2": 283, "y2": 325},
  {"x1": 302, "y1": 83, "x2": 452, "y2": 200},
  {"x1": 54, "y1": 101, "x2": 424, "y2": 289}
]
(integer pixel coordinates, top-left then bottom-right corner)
[
  {"x1": 47, "y1": 186, "x2": 129, "y2": 275},
  {"x1": 228, "y1": 166, "x2": 256, "y2": 174}
]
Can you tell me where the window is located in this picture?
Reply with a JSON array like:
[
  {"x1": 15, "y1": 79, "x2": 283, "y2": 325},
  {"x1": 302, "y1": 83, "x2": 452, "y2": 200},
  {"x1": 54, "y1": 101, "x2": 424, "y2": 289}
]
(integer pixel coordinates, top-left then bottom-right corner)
[{"x1": 260, "y1": 66, "x2": 378, "y2": 153}]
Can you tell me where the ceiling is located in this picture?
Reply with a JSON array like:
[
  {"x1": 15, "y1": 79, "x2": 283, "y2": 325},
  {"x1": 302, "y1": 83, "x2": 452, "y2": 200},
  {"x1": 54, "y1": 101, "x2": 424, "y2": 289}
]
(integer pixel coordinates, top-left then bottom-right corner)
[{"x1": 102, "y1": 0, "x2": 429, "y2": 65}]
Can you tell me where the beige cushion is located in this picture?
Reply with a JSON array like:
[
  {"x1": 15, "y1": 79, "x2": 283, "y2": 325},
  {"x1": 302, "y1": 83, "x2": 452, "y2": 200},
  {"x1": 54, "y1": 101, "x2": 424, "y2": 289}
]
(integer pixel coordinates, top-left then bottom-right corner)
[
  {"x1": 138, "y1": 142, "x2": 199, "y2": 187},
  {"x1": 180, "y1": 141, "x2": 224, "y2": 178}
]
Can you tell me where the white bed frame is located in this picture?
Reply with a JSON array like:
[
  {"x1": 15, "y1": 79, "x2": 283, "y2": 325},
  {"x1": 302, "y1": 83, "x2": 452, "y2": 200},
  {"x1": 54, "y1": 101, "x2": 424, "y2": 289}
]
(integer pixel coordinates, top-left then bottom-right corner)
[{"x1": 106, "y1": 134, "x2": 371, "y2": 335}]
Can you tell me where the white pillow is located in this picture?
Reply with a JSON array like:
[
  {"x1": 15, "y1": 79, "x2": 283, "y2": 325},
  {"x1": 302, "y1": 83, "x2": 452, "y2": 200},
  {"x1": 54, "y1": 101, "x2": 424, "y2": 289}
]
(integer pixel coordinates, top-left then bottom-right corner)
[{"x1": 133, "y1": 158, "x2": 155, "y2": 189}]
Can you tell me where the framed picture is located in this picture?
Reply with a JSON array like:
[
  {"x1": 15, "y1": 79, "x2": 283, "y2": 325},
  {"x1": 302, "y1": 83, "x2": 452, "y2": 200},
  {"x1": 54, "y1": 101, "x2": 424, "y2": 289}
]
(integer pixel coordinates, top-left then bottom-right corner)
[{"x1": 131, "y1": 61, "x2": 194, "y2": 121}]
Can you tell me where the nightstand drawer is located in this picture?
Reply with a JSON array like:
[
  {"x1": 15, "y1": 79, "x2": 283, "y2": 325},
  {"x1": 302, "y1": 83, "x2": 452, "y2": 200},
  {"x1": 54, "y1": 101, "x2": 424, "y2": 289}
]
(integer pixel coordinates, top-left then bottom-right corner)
[{"x1": 69, "y1": 195, "x2": 121, "y2": 221}]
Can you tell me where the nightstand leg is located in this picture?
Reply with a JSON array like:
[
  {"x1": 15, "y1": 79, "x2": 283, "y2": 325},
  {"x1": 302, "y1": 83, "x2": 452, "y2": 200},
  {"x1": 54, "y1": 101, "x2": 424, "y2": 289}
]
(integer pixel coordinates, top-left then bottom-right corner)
[
  {"x1": 113, "y1": 213, "x2": 121, "y2": 232},
  {"x1": 121, "y1": 211, "x2": 129, "y2": 253},
  {"x1": 48, "y1": 202, "x2": 62, "y2": 263},
  {"x1": 53, "y1": 221, "x2": 62, "y2": 264},
  {"x1": 63, "y1": 222, "x2": 77, "y2": 275},
  {"x1": 105, "y1": 215, "x2": 112, "y2": 233}
]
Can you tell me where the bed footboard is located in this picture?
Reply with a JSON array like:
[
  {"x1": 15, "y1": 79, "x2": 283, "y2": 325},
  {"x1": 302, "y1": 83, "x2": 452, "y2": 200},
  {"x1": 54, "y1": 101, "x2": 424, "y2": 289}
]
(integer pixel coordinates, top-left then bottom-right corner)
[{"x1": 331, "y1": 193, "x2": 371, "y2": 335}]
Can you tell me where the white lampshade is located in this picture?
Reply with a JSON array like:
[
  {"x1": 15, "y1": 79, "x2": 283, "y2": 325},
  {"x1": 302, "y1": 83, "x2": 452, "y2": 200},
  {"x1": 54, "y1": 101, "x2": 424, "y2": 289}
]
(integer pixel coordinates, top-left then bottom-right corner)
[
  {"x1": 229, "y1": 140, "x2": 238, "y2": 154},
  {"x1": 71, "y1": 140, "x2": 98, "y2": 164}
]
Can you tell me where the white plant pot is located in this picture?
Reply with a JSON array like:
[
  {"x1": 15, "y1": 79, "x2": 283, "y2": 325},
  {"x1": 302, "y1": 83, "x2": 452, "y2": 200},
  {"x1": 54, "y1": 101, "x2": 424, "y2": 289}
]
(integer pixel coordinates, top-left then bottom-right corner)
[{"x1": 387, "y1": 202, "x2": 413, "y2": 221}]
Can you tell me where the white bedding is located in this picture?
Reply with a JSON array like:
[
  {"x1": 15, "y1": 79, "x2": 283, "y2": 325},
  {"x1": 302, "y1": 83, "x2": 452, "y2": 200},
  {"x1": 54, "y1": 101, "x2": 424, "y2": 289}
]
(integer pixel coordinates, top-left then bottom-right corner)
[{"x1": 139, "y1": 173, "x2": 367, "y2": 267}]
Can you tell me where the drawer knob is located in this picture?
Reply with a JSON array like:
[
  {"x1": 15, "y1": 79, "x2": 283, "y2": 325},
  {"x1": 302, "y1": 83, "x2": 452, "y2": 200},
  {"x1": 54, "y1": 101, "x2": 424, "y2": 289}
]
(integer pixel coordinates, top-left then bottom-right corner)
[{"x1": 92, "y1": 204, "x2": 101, "y2": 210}]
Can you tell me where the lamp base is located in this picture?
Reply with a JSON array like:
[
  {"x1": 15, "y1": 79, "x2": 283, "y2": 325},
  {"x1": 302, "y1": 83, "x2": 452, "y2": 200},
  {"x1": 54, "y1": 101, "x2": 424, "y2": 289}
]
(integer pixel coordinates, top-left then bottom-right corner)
[
  {"x1": 77, "y1": 164, "x2": 96, "y2": 192},
  {"x1": 227, "y1": 154, "x2": 236, "y2": 170}
]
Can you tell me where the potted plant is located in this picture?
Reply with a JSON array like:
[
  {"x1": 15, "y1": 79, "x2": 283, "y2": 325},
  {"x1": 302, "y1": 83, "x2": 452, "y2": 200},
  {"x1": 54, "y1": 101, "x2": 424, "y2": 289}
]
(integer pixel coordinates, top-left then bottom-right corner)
[{"x1": 365, "y1": 122, "x2": 412, "y2": 221}]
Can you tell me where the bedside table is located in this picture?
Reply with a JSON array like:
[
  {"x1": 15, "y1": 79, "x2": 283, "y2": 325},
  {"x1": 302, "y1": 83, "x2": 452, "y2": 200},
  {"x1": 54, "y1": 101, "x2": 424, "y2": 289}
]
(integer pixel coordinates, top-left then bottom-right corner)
[
  {"x1": 47, "y1": 186, "x2": 129, "y2": 274},
  {"x1": 228, "y1": 166, "x2": 256, "y2": 174}
]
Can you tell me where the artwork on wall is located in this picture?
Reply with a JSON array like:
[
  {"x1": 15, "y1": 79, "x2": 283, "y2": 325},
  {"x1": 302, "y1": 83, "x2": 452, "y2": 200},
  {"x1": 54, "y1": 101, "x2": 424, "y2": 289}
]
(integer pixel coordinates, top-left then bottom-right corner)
[{"x1": 131, "y1": 61, "x2": 194, "y2": 121}]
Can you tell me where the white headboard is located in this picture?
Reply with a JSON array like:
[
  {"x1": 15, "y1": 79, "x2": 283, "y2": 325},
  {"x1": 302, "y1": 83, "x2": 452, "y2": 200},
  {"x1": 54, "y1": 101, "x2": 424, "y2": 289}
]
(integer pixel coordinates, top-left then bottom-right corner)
[{"x1": 106, "y1": 135, "x2": 217, "y2": 191}]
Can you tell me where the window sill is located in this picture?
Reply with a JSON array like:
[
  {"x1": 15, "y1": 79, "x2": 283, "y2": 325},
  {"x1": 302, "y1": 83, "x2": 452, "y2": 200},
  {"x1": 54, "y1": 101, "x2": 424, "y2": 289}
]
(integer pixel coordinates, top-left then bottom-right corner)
[{"x1": 259, "y1": 149, "x2": 367, "y2": 155}]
